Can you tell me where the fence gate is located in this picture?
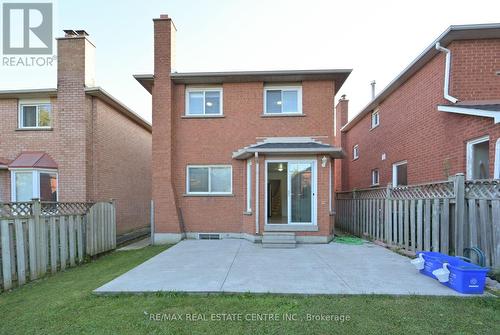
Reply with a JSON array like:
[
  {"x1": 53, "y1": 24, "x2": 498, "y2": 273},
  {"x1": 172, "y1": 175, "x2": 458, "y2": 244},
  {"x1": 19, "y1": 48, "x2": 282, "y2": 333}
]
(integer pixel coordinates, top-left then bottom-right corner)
[{"x1": 86, "y1": 202, "x2": 116, "y2": 256}]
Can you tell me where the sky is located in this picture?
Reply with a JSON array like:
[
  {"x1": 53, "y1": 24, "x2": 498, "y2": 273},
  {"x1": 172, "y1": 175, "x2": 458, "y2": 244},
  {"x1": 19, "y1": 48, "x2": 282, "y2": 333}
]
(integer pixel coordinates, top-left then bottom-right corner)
[{"x1": 1, "y1": 0, "x2": 500, "y2": 123}]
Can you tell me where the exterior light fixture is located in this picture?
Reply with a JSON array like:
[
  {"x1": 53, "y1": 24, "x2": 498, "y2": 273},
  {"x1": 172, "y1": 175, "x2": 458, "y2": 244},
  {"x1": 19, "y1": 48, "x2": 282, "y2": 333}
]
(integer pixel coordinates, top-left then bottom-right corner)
[{"x1": 321, "y1": 156, "x2": 328, "y2": 167}]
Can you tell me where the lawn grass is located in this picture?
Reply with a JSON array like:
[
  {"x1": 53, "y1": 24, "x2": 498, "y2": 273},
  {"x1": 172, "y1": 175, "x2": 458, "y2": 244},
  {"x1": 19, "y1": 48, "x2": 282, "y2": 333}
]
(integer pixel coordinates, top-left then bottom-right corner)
[{"x1": 0, "y1": 245, "x2": 499, "y2": 335}]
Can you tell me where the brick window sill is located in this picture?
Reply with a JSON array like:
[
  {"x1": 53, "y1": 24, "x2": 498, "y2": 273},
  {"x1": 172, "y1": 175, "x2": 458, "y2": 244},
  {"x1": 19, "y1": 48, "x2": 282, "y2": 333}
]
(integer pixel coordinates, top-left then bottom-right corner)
[
  {"x1": 181, "y1": 115, "x2": 225, "y2": 119},
  {"x1": 16, "y1": 128, "x2": 53, "y2": 132},
  {"x1": 260, "y1": 113, "x2": 306, "y2": 118},
  {"x1": 183, "y1": 194, "x2": 234, "y2": 197}
]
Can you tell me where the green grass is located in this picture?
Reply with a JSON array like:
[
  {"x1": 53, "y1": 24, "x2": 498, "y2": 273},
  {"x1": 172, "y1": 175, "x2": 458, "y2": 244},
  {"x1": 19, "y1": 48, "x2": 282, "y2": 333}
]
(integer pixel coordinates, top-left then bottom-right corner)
[{"x1": 0, "y1": 245, "x2": 499, "y2": 335}]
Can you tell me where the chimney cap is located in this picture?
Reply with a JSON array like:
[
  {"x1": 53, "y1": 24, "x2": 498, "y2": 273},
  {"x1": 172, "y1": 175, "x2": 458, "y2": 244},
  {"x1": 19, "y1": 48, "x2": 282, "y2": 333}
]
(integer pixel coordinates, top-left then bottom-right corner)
[
  {"x1": 63, "y1": 29, "x2": 89, "y2": 37},
  {"x1": 159, "y1": 14, "x2": 169, "y2": 19}
]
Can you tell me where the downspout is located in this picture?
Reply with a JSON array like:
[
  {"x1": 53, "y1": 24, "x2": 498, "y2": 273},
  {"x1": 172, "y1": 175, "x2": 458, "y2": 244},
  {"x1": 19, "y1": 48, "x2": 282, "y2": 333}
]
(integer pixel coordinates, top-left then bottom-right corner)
[
  {"x1": 435, "y1": 42, "x2": 458, "y2": 103},
  {"x1": 255, "y1": 152, "x2": 259, "y2": 234}
]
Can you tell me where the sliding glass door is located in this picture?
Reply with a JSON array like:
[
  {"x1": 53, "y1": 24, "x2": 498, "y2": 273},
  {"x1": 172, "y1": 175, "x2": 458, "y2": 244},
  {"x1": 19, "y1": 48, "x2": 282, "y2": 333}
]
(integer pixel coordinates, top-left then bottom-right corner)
[{"x1": 266, "y1": 160, "x2": 316, "y2": 225}]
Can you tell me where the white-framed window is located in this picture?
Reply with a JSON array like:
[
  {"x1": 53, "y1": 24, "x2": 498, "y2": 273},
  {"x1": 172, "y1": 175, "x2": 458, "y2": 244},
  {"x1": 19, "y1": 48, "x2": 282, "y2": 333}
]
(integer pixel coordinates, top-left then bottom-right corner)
[
  {"x1": 466, "y1": 136, "x2": 490, "y2": 180},
  {"x1": 10, "y1": 169, "x2": 58, "y2": 202},
  {"x1": 371, "y1": 109, "x2": 380, "y2": 128},
  {"x1": 185, "y1": 87, "x2": 223, "y2": 116},
  {"x1": 246, "y1": 159, "x2": 252, "y2": 212},
  {"x1": 18, "y1": 99, "x2": 52, "y2": 129},
  {"x1": 264, "y1": 85, "x2": 302, "y2": 115},
  {"x1": 353, "y1": 144, "x2": 359, "y2": 160},
  {"x1": 186, "y1": 165, "x2": 232, "y2": 195},
  {"x1": 371, "y1": 169, "x2": 380, "y2": 186},
  {"x1": 495, "y1": 138, "x2": 500, "y2": 179},
  {"x1": 392, "y1": 161, "x2": 408, "y2": 186}
]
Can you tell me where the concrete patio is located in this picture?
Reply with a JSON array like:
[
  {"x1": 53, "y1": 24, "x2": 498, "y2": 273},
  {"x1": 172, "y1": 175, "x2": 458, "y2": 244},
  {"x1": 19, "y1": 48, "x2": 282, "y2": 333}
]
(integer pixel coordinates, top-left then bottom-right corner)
[{"x1": 94, "y1": 239, "x2": 466, "y2": 296}]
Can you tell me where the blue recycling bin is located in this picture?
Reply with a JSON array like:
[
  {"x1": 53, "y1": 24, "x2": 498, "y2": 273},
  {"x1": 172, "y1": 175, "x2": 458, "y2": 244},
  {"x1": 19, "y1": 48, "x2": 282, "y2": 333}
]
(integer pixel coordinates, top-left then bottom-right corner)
[{"x1": 416, "y1": 251, "x2": 489, "y2": 294}]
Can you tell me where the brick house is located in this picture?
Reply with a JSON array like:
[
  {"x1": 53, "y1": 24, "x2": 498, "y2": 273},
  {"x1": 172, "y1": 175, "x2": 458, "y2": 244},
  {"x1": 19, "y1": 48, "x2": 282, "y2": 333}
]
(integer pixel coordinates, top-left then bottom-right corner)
[
  {"x1": 135, "y1": 15, "x2": 351, "y2": 245},
  {"x1": 336, "y1": 24, "x2": 500, "y2": 191},
  {"x1": 0, "y1": 30, "x2": 152, "y2": 235}
]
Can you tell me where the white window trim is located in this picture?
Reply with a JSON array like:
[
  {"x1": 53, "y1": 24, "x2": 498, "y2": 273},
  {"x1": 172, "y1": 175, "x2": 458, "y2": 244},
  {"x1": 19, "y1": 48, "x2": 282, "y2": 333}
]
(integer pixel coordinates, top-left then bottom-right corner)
[
  {"x1": 495, "y1": 138, "x2": 500, "y2": 179},
  {"x1": 371, "y1": 109, "x2": 380, "y2": 129},
  {"x1": 186, "y1": 165, "x2": 233, "y2": 195},
  {"x1": 392, "y1": 160, "x2": 408, "y2": 186},
  {"x1": 185, "y1": 87, "x2": 223, "y2": 116},
  {"x1": 18, "y1": 99, "x2": 52, "y2": 129},
  {"x1": 246, "y1": 159, "x2": 252, "y2": 212},
  {"x1": 466, "y1": 135, "x2": 489, "y2": 180},
  {"x1": 263, "y1": 85, "x2": 303, "y2": 115},
  {"x1": 10, "y1": 168, "x2": 59, "y2": 202},
  {"x1": 371, "y1": 169, "x2": 380, "y2": 186},
  {"x1": 353, "y1": 144, "x2": 359, "y2": 160}
]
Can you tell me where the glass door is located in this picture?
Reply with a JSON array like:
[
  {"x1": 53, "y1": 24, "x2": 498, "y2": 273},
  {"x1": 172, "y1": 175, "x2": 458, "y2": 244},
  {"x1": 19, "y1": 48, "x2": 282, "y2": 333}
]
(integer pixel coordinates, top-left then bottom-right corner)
[{"x1": 288, "y1": 161, "x2": 314, "y2": 224}]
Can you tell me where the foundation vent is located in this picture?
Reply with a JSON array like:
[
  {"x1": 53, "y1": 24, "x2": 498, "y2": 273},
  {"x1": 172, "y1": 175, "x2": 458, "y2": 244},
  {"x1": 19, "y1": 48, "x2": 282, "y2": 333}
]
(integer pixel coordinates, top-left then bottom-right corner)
[{"x1": 198, "y1": 233, "x2": 221, "y2": 240}]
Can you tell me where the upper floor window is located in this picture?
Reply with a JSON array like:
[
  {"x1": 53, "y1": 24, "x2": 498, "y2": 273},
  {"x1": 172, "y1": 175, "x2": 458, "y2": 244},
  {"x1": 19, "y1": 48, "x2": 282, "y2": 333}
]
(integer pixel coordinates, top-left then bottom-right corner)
[
  {"x1": 264, "y1": 85, "x2": 302, "y2": 115},
  {"x1": 371, "y1": 109, "x2": 380, "y2": 128},
  {"x1": 19, "y1": 100, "x2": 52, "y2": 129},
  {"x1": 185, "y1": 88, "x2": 223, "y2": 116},
  {"x1": 353, "y1": 144, "x2": 359, "y2": 160}
]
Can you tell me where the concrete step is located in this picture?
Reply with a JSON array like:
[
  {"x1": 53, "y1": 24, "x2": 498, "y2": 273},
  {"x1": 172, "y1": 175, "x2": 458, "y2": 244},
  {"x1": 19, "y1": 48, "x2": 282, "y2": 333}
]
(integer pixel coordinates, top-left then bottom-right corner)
[
  {"x1": 262, "y1": 243, "x2": 296, "y2": 249},
  {"x1": 262, "y1": 232, "x2": 296, "y2": 248}
]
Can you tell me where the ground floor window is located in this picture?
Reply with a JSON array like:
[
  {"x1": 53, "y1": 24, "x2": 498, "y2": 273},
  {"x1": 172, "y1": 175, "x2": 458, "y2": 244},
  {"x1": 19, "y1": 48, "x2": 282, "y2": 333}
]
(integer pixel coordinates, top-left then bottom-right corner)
[
  {"x1": 494, "y1": 138, "x2": 500, "y2": 179},
  {"x1": 466, "y1": 136, "x2": 489, "y2": 179},
  {"x1": 371, "y1": 169, "x2": 380, "y2": 186},
  {"x1": 392, "y1": 161, "x2": 408, "y2": 186},
  {"x1": 11, "y1": 170, "x2": 58, "y2": 202},
  {"x1": 186, "y1": 165, "x2": 232, "y2": 195}
]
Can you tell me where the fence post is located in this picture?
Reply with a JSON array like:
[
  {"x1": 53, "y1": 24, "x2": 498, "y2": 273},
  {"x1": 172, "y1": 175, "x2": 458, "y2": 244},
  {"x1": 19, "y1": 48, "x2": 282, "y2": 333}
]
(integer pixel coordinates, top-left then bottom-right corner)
[
  {"x1": 385, "y1": 183, "x2": 392, "y2": 244},
  {"x1": 352, "y1": 190, "x2": 358, "y2": 236},
  {"x1": 32, "y1": 198, "x2": 42, "y2": 276},
  {"x1": 453, "y1": 173, "x2": 465, "y2": 256}
]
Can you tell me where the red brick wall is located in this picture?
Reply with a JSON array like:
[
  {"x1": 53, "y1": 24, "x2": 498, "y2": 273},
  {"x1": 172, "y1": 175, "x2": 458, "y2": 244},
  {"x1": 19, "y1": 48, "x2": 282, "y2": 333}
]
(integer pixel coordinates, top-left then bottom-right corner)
[
  {"x1": 91, "y1": 98, "x2": 152, "y2": 234},
  {"x1": 167, "y1": 80, "x2": 336, "y2": 236},
  {"x1": 0, "y1": 170, "x2": 10, "y2": 202},
  {"x1": 342, "y1": 39, "x2": 500, "y2": 190},
  {"x1": 0, "y1": 35, "x2": 153, "y2": 234},
  {"x1": 0, "y1": 96, "x2": 82, "y2": 201}
]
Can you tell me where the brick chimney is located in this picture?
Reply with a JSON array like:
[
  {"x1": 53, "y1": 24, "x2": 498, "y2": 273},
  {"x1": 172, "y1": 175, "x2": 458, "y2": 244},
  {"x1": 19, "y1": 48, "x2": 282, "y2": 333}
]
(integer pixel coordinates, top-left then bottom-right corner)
[
  {"x1": 151, "y1": 14, "x2": 182, "y2": 242},
  {"x1": 55, "y1": 30, "x2": 96, "y2": 201},
  {"x1": 334, "y1": 95, "x2": 348, "y2": 192}
]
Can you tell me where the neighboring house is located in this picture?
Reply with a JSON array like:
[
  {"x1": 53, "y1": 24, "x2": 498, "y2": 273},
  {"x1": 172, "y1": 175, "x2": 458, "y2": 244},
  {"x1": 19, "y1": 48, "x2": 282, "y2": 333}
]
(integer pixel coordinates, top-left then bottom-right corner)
[
  {"x1": 336, "y1": 24, "x2": 500, "y2": 191},
  {"x1": 0, "y1": 30, "x2": 152, "y2": 235},
  {"x1": 135, "y1": 15, "x2": 351, "y2": 245}
]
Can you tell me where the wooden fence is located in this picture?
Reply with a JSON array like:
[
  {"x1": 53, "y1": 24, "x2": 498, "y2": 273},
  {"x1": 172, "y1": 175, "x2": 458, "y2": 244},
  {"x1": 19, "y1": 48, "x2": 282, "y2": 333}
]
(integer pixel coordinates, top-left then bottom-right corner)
[
  {"x1": 335, "y1": 174, "x2": 500, "y2": 270},
  {"x1": 0, "y1": 200, "x2": 116, "y2": 292}
]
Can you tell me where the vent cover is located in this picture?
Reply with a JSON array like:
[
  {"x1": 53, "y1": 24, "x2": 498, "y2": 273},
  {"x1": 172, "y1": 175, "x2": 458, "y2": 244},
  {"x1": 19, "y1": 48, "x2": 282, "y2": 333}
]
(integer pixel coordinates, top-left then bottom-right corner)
[{"x1": 198, "y1": 233, "x2": 221, "y2": 240}]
